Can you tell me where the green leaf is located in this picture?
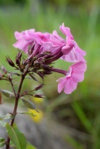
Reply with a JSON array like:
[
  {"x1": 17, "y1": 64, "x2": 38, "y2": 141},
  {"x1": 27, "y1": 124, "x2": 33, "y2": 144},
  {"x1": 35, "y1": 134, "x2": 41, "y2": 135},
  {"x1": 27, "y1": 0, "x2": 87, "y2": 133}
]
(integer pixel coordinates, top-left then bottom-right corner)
[
  {"x1": 65, "y1": 135, "x2": 85, "y2": 149},
  {"x1": 22, "y1": 98, "x2": 36, "y2": 109},
  {"x1": 10, "y1": 140, "x2": 16, "y2": 148},
  {"x1": 19, "y1": 112, "x2": 36, "y2": 117},
  {"x1": 4, "y1": 113, "x2": 13, "y2": 120},
  {"x1": 0, "y1": 113, "x2": 13, "y2": 121},
  {"x1": 6, "y1": 123, "x2": 27, "y2": 149},
  {"x1": 0, "y1": 138, "x2": 5, "y2": 143},
  {"x1": 26, "y1": 143, "x2": 36, "y2": 149},
  {"x1": 0, "y1": 138, "x2": 5, "y2": 147},
  {"x1": 0, "y1": 113, "x2": 13, "y2": 128},
  {"x1": 0, "y1": 89, "x2": 14, "y2": 98}
]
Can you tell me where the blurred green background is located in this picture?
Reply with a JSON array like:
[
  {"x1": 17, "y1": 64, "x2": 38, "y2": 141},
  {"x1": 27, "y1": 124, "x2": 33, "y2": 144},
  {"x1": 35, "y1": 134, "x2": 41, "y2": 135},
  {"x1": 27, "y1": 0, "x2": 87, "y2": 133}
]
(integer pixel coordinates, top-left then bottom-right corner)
[{"x1": 0, "y1": 0, "x2": 100, "y2": 149}]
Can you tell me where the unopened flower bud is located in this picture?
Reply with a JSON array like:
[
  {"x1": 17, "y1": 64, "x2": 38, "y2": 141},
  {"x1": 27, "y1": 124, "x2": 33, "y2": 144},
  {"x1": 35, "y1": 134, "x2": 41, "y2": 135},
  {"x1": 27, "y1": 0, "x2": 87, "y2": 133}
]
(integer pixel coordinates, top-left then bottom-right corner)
[
  {"x1": 34, "y1": 94, "x2": 43, "y2": 98},
  {"x1": 15, "y1": 52, "x2": 22, "y2": 65},
  {"x1": 1, "y1": 66, "x2": 7, "y2": 74},
  {"x1": 44, "y1": 70, "x2": 52, "y2": 75},
  {"x1": 17, "y1": 52, "x2": 22, "y2": 60},
  {"x1": 42, "y1": 64, "x2": 51, "y2": 71},
  {"x1": 15, "y1": 58, "x2": 20, "y2": 66},
  {"x1": 6, "y1": 57, "x2": 15, "y2": 67},
  {"x1": 37, "y1": 72, "x2": 44, "y2": 78},
  {"x1": 34, "y1": 84, "x2": 43, "y2": 91},
  {"x1": 28, "y1": 45, "x2": 34, "y2": 55}
]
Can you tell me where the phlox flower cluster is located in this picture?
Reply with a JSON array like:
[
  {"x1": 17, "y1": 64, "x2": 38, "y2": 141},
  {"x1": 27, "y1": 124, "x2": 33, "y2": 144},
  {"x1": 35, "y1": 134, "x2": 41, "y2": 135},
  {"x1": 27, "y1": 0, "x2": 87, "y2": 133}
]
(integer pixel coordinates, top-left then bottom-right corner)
[{"x1": 13, "y1": 23, "x2": 87, "y2": 94}]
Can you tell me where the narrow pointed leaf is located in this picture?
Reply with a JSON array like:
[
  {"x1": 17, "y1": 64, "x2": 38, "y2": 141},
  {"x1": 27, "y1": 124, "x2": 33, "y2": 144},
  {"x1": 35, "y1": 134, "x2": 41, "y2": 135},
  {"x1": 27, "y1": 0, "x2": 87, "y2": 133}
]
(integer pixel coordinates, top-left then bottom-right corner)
[
  {"x1": 27, "y1": 143, "x2": 36, "y2": 149},
  {"x1": 0, "y1": 89, "x2": 14, "y2": 98},
  {"x1": 19, "y1": 112, "x2": 36, "y2": 117},
  {"x1": 6, "y1": 123, "x2": 27, "y2": 149},
  {"x1": 22, "y1": 98, "x2": 36, "y2": 109},
  {"x1": 0, "y1": 113, "x2": 13, "y2": 121}
]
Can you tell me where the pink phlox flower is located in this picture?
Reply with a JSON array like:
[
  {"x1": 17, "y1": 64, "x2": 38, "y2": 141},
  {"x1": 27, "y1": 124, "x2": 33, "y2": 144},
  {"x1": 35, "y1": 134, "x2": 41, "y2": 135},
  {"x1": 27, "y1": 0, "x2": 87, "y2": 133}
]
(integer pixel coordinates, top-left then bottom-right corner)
[
  {"x1": 60, "y1": 23, "x2": 86, "y2": 62},
  {"x1": 40, "y1": 29, "x2": 74, "y2": 56},
  {"x1": 61, "y1": 40, "x2": 86, "y2": 62},
  {"x1": 34, "y1": 32, "x2": 50, "y2": 43},
  {"x1": 13, "y1": 29, "x2": 50, "y2": 54},
  {"x1": 13, "y1": 24, "x2": 87, "y2": 95},
  {"x1": 14, "y1": 29, "x2": 35, "y2": 40},
  {"x1": 42, "y1": 23, "x2": 82, "y2": 57},
  {"x1": 51, "y1": 30, "x2": 65, "y2": 45},
  {"x1": 39, "y1": 42, "x2": 59, "y2": 54},
  {"x1": 13, "y1": 24, "x2": 77, "y2": 58},
  {"x1": 38, "y1": 30, "x2": 65, "y2": 54},
  {"x1": 61, "y1": 37, "x2": 75, "y2": 55},
  {"x1": 57, "y1": 61, "x2": 87, "y2": 94},
  {"x1": 32, "y1": 30, "x2": 64, "y2": 55},
  {"x1": 13, "y1": 24, "x2": 86, "y2": 62},
  {"x1": 50, "y1": 29, "x2": 74, "y2": 55},
  {"x1": 13, "y1": 29, "x2": 35, "y2": 54}
]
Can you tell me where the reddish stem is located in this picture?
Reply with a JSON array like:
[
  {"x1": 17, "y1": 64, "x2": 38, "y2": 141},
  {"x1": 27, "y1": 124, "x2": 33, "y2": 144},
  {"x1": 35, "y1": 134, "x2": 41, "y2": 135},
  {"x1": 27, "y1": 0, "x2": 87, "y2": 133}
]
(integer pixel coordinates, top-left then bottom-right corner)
[{"x1": 6, "y1": 74, "x2": 25, "y2": 149}]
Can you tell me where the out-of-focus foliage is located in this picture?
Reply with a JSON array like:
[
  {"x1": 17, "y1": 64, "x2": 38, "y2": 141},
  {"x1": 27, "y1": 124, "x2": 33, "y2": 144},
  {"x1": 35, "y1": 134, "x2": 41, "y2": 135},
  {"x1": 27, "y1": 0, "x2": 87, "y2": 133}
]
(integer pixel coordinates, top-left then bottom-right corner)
[
  {"x1": 0, "y1": 0, "x2": 26, "y2": 5},
  {"x1": 0, "y1": 0, "x2": 100, "y2": 149}
]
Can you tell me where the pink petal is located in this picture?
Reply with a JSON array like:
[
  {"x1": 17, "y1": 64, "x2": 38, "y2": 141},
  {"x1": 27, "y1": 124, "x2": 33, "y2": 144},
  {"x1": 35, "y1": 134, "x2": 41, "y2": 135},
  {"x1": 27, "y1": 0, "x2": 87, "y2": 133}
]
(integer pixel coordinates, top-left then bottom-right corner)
[
  {"x1": 71, "y1": 61, "x2": 87, "y2": 73},
  {"x1": 27, "y1": 29, "x2": 35, "y2": 36},
  {"x1": 62, "y1": 43, "x2": 74, "y2": 55},
  {"x1": 61, "y1": 39, "x2": 86, "y2": 63},
  {"x1": 72, "y1": 72, "x2": 85, "y2": 82},
  {"x1": 13, "y1": 39, "x2": 27, "y2": 50},
  {"x1": 13, "y1": 40, "x2": 33, "y2": 54},
  {"x1": 61, "y1": 47, "x2": 86, "y2": 62},
  {"x1": 34, "y1": 32, "x2": 50, "y2": 43},
  {"x1": 64, "y1": 78, "x2": 77, "y2": 94},
  {"x1": 70, "y1": 62, "x2": 87, "y2": 82},
  {"x1": 14, "y1": 29, "x2": 35, "y2": 41},
  {"x1": 52, "y1": 30, "x2": 64, "y2": 42},
  {"x1": 60, "y1": 23, "x2": 73, "y2": 40},
  {"x1": 77, "y1": 47, "x2": 86, "y2": 56},
  {"x1": 14, "y1": 31, "x2": 23, "y2": 40},
  {"x1": 57, "y1": 78, "x2": 65, "y2": 93}
]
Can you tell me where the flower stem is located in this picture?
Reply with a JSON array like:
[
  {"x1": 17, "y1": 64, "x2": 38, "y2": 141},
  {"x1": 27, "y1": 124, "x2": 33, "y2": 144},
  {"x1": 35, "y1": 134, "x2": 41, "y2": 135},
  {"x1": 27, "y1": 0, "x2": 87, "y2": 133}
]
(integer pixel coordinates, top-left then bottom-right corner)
[
  {"x1": 51, "y1": 68, "x2": 67, "y2": 75},
  {"x1": 6, "y1": 74, "x2": 25, "y2": 149}
]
